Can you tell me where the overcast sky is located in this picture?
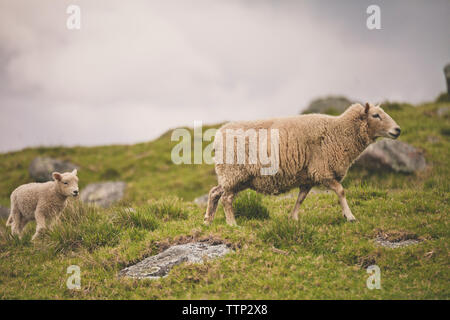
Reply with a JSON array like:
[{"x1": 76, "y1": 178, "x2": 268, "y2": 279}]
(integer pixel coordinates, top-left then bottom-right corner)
[{"x1": 0, "y1": 0, "x2": 449, "y2": 152}]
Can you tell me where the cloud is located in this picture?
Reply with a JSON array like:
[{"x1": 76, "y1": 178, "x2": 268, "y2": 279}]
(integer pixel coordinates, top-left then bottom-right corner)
[{"x1": 0, "y1": 0, "x2": 449, "y2": 152}]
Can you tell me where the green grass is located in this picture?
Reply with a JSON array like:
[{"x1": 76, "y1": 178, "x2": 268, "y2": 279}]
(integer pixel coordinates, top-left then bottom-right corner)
[
  {"x1": 233, "y1": 190, "x2": 270, "y2": 220},
  {"x1": 0, "y1": 100, "x2": 449, "y2": 299}
]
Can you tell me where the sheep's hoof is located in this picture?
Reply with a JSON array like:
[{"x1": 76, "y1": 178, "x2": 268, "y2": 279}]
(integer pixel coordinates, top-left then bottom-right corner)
[{"x1": 346, "y1": 216, "x2": 357, "y2": 222}]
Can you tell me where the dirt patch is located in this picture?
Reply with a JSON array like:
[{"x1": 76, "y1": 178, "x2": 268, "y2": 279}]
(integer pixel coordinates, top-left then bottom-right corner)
[
  {"x1": 155, "y1": 233, "x2": 239, "y2": 252},
  {"x1": 358, "y1": 252, "x2": 381, "y2": 269}
]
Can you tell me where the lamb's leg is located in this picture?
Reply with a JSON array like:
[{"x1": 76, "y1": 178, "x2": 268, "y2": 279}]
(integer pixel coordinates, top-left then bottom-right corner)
[
  {"x1": 32, "y1": 210, "x2": 47, "y2": 241},
  {"x1": 10, "y1": 214, "x2": 23, "y2": 237},
  {"x1": 327, "y1": 180, "x2": 356, "y2": 222},
  {"x1": 290, "y1": 186, "x2": 312, "y2": 220},
  {"x1": 221, "y1": 191, "x2": 237, "y2": 226},
  {"x1": 9, "y1": 205, "x2": 26, "y2": 237},
  {"x1": 16, "y1": 216, "x2": 28, "y2": 238},
  {"x1": 204, "y1": 185, "x2": 224, "y2": 225}
]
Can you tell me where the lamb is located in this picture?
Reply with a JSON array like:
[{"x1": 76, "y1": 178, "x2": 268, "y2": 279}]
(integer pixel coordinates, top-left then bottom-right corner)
[
  {"x1": 204, "y1": 103, "x2": 401, "y2": 226},
  {"x1": 6, "y1": 169, "x2": 79, "y2": 240}
]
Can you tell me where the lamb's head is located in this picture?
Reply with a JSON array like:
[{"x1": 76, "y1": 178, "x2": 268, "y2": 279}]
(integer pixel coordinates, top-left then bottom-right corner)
[
  {"x1": 363, "y1": 103, "x2": 401, "y2": 140},
  {"x1": 52, "y1": 169, "x2": 79, "y2": 197}
]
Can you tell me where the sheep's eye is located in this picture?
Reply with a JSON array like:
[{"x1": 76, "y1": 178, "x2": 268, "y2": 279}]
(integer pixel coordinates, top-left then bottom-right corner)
[
  {"x1": 372, "y1": 114, "x2": 381, "y2": 119},
  {"x1": 63, "y1": 182, "x2": 68, "y2": 185}
]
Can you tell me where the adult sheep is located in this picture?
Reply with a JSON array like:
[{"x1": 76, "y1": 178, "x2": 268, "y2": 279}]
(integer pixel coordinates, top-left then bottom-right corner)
[{"x1": 204, "y1": 103, "x2": 401, "y2": 226}]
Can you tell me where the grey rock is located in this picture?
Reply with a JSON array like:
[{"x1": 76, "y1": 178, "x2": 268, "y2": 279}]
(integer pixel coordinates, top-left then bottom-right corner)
[
  {"x1": 0, "y1": 206, "x2": 10, "y2": 219},
  {"x1": 437, "y1": 106, "x2": 450, "y2": 117},
  {"x1": 444, "y1": 63, "x2": 450, "y2": 94},
  {"x1": 29, "y1": 157, "x2": 78, "y2": 182},
  {"x1": 374, "y1": 236, "x2": 421, "y2": 249},
  {"x1": 355, "y1": 139, "x2": 426, "y2": 173},
  {"x1": 309, "y1": 188, "x2": 333, "y2": 195},
  {"x1": 276, "y1": 193, "x2": 295, "y2": 199},
  {"x1": 302, "y1": 96, "x2": 356, "y2": 115},
  {"x1": 194, "y1": 194, "x2": 209, "y2": 206},
  {"x1": 119, "y1": 242, "x2": 230, "y2": 279},
  {"x1": 427, "y1": 136, "x2": 440, "y2": 144},
  {"x1": 276, "y1": 188, "x2": 332, "y2": 200},
  {"x1": 80, "y1": 181, "x2": 126, "y2": 208}
]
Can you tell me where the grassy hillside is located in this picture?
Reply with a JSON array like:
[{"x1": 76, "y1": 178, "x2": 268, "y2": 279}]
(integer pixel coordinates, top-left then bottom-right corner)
[
  {"x1": 0, "y1": 124, "x2": 222, "y2": 207},
  {"x1": 0, "y1": 101, "x2": 449, "y2": 299}
]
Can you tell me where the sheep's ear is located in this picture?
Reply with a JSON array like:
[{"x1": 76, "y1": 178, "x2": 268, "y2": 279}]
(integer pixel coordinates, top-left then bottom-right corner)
[
  {"x1": 52, "y1": 172, "x2": 62, "y2": 181},
  {"x1": 72, "y1": 169, "x2": 77, "y2": 176},
  {"x1": 365, "y1": 102, "x2": 370, "y2": 114}
]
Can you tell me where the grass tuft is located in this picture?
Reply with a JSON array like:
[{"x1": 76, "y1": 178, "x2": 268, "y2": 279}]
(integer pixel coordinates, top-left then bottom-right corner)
[
  {"x1": 43, "y1": 201, "x2": 121, "y2": 253},
  {"x1": 113, "y1": 207, "x2": 159, "y2": 230},
  {"x1": 147, "y1": 196, "x2": 187, "y2": 220},
  {"x1": 258, "y1": 216, "x2": 317, "y2": 250},
  {"x1": 233, "y1": 190, "x2": 270, "y2": 220}
]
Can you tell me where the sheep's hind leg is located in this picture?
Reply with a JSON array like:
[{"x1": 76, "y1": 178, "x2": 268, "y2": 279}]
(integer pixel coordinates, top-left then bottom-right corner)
[
  {"x1": 15, "y1": 215, "x2": 28, "y2": 238},
  {"x1": 221, "y1": 191, "x2": 237, "y2": 226},
  {"x1": 290, "y1": 185, "x2": 312, "y2": 220},
  {"x1": 32, "y1": 210, "x2": 47, "y2": 241},
  {"x1": 204, "y1": 185, "x2": 224, "y2": 225},
  {"x1": 327, "y1": 180, "x2": 356, "y2": 222},
  {"x1": 9, "y1": 206, "x2": 27, "y2": 238}
]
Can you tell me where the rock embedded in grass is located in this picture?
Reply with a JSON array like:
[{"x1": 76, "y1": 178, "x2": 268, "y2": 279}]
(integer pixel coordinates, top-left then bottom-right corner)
[
  {"x1": 437, "y1": 106, "x2": 450, "y2": 117},
  {"x1": 80, "y1": 181, "x2": 126, "y2": 208},
  {"x1": 355, "y1": 139, "x2": 426, "y2": 173},
  {"x1": 29, "y1": 157, "x2": 78, "y2": 182},
  {"x1": 374, "y1": 229, "x2": 422, "y2": 248},
  {"x1": 427, "y1": 136, "x2": 440, "y2": 144},
  {"x1": 119, "y1": 242, "x2": 230, "y2": 279},
  {"x1": 193, "y1": 194, "x2": 209, "y2": 206},
  {"x1": 0, "y1": 205, "x2": 10, "y2": 219},
  {"x1": 374, "y1": 236, "x2": 421, "y2": 248},
  {"x1": 301, "y1": 96, "x2": 357, "y2": 115},
  {"x1": 444, "y1": 63, "x2": 450, "y2": 94},
  {"x1": 309, "y1": 188, "x2": 333, "y2": 195}
]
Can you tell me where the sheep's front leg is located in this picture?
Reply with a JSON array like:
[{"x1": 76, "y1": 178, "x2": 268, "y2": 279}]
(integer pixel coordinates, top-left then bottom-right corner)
[
  {"x1": 327, "y1": 180, "x2": 356, "y2": 222},
  {"x1": 221, "y1": 191, "x2": 237, "y2": 226},
  {"x1": 32, "y1": 210, "x2": 47, "y2": 241},
  {"x1": 290, "y1": 186, "x2": 312, "y2": 220}
]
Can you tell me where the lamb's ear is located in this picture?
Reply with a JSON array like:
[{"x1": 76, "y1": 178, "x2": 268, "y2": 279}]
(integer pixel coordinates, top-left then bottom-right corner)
[
  {"x1": 52, "y1": 172, "x2": 62, "y2": 181},
  {"x1": 365, "y1": 102, "x2": 370, "y2": 115},
  {"x1": 72, "y1": 169, "x2": 78, "y2": 176}
]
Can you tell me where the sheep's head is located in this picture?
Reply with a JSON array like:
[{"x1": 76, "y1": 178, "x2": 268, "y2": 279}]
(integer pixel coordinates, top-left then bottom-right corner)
[
  {"x1": 363, "y1": 103, "x2": 401, "y2": 140},
  {"x1": 52, "y1": 169, "x2": 79, "y2": 197}
]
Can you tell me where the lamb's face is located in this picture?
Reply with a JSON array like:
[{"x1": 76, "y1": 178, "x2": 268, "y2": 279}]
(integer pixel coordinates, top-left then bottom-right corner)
[
  {"x1": 52, "y1": 169, "x2": 79, "y2": 197},
  {"x1": 365, "y1": 103, "x2": 401, "y2": 140}
]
